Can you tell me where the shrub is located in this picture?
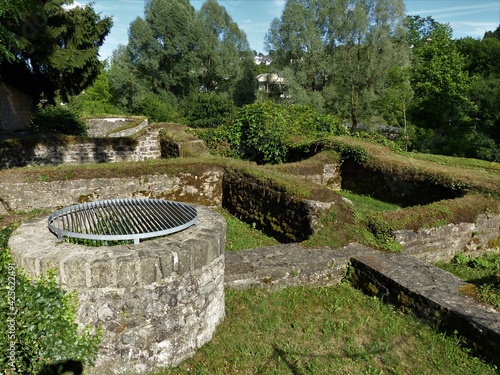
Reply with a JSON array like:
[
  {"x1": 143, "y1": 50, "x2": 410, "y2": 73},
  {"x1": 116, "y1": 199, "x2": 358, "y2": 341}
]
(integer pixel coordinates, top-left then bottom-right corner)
[
  {"x1": 184, "y1": 93, "x2": 236, "y2": 128},
  {"x1": 28, "y1": 105, "x2": 88, "y2": 136},
  {"x1": 234, "y1": 101, "x2": 288, "y2": 164},
  {"x1": 0, "y1": 225, "x2": 101, "y2": 374},
  {"x1": 134, "y1": 92, "x2": 182, "y2": 123}
]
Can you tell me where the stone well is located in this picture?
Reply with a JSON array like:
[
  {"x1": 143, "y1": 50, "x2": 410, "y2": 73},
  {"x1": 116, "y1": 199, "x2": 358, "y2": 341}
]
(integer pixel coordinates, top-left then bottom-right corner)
[{"x1": 9, "y1": 205, "x2": 226, "y2": 375}]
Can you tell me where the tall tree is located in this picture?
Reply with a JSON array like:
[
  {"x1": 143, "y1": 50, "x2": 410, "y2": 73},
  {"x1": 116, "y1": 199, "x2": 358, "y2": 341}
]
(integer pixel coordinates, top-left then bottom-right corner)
[
  {"x1": 127, "y1": 0, "x2": 200, "y2": 98},
  {"x1": 265, "y1": 0, "x2": 329, "y2": 110},
  {"x1": 265, "y1": 0, "x2": 409, "y2": 128},
  {"x1": 410, "y1": 23, "x2": 475, "y2": 132},
  {"x1": 324, "y1": 0, "x2": 409, "y2": 130},
  {"x1": 197, "y1": 0, "x2": 254, "y2": 96},
  {"x1": 0, "y1": 0, "x2": 112, "y2": 102}
]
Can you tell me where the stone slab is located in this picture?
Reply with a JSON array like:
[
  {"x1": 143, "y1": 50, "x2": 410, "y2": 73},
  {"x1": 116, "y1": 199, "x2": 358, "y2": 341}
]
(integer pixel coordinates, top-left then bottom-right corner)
[
  {"x1": 349, "y1": 251, "x2": 500, "y2": 366},
  {"x1": 225, "y1": 242, "x2": 374, "y2": 289}
]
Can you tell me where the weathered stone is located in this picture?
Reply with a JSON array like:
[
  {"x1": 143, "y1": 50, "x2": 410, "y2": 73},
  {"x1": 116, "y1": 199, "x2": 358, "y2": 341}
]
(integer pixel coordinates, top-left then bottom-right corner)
[
  {"x1": 349, "y1": 251, "x2": 500, "y2": 366},
  {"x1": 9, "y1": 205, "x2": 226, "y2": 375},
  {"x1": 395, "y1": 213, "x2": 500, "y2": 262}
]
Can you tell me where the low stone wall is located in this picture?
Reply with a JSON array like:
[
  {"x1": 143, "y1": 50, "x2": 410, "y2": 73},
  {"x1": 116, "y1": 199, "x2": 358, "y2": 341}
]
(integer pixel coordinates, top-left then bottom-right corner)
[
  {"x1": 0, "y1": 170, "x2": 224, "y2": 215},
  {"x1": 222, "y1": 169, "x2": 343, "y2": 243},
  {"x1": 0, "y1": 127, "x2": 161, "y2": 169},
  {"x1": 9, "y1": 205, "x2": 227, "y2": 375},
  {"x1": 349, "y1": 251, "x2": 500, "y2": 366},
  {"x1": 340, "y1": 159, "x2": 464, "y2": 206},
  {"x1": 395, "y1": 213, "x2": 500, "y2": 262}
]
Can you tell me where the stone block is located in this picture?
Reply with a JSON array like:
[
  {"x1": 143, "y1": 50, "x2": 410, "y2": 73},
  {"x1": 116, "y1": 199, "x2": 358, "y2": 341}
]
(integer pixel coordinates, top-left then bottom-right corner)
[
  {"x1": 116, "y1": 256, "x2": 138, "y2": 288},
  {"x1": 90, "y1": 259, "x2": 116, "y2": 288}
]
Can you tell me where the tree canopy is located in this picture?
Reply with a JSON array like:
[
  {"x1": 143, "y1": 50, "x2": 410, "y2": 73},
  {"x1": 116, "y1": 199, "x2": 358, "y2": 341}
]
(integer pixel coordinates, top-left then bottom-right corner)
[
  {"x1": 107, "y1": 0, "x2": 255, "y2": 121},
  {"x1": 0, "y1": 0, "x2": 112, "y2": 102},
  {"x1": 266, "y1": 0, "x2": 409, "y2": 129}
]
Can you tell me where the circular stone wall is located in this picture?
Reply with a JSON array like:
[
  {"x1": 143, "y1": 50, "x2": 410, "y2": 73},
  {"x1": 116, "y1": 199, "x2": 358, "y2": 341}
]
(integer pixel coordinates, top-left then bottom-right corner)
[{"x1": 9, "y1": 205, "x2": 226, "y2": 375}]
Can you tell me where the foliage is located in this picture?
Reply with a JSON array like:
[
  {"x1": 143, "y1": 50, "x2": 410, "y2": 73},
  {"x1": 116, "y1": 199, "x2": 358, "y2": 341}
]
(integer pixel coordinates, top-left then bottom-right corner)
[
  {"x1": 184, "y1": 93, "x2": 236, "y2": 128},
  {"x1": 197, "y1": 0, "x2": 255, "y2": 99},
  {"x1": 28, "y1": 105, "x2": 88, "y2": 136},
  {"x1": 109, "y1": 0, "x2": 255, "y2": 120},
  {"x1": 233, "y1": 101, "x2": 289, "y2": 164},
  {"x1": 0, "y1": 1, "x2": 113, "y2": 103},
  {"x1": 67, "y1": 69, "x2": 120, "y2": 116},
  {"x1": 265, "y1": 0, "x2": 410, "y2": 130},
  {"x1": 0, "y1": 225, "x2": 101, "y2": 374},
  {"x1": 409, "y1": 22, "x2": 477, "y2": 152},
  {"x1": 199, "y1": 102, "x2": 349, "y2": 163},
  {"x1": 437, "y1": 253, "x2": 500, "y2": 311}
]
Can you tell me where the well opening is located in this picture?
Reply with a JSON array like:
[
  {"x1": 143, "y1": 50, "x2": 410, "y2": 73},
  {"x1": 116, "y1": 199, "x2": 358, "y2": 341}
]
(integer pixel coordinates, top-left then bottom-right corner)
[{"x1": 48, "y1": 198, "x2": 198, "y2": 245}]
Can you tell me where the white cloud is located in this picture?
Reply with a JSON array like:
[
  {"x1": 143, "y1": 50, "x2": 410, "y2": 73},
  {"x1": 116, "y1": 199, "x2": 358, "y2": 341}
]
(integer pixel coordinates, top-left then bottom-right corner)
[{"x1": 62, "y1": 1, "x2": 83, "y2": 10}]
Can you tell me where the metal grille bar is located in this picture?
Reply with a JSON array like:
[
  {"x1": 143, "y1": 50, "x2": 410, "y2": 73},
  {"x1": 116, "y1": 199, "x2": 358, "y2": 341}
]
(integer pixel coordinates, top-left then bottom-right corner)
[{"x1": 48, "y1": 199, "x2": 198, "y2": 245}]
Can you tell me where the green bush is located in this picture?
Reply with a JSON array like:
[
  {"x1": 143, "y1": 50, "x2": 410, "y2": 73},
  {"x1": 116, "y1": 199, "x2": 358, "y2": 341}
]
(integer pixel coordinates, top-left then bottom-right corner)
[
  {"x1": 0, "y1": 226, "x2": 101, "y2": 374},
  {"x1": 28, "y1": 105, "x2": 88, "y2": 136},
  {"x1": 134, "y1": 92, "x2": 182, "y2": 123},
  {"x1": 234, "y1": 101, "x2": 288, "y2": 164},
  {"x1": 184, "y1": 93, "x2": 236, "y2": 128}
]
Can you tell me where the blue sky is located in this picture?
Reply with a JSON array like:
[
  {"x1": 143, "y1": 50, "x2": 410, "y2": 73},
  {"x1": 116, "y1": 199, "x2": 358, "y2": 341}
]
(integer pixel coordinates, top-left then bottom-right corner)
[{"x1": 77, "y1": 0, "x2": 500, "y2": 61}]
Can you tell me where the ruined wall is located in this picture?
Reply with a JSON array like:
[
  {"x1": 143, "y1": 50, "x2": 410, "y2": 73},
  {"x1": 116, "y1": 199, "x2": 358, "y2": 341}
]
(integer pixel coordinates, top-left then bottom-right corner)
[
  {"x1": 0, "y1": 169, "x2": 224, "y2": 214},
  {"x1": 0, "y1": 83, "x2": 33, "y2": 131},
  {"x1": 341, "y1": 159, "x2": 464, "y2": 206},
  {"x1": 9, "y1": 206, "x2": 226, "y2": 375},
  {"x1": 86, "y1": 117, "x2": 148, "y2": 138},
  {"x1": 0, "y1": 127, "x2": 160, "y2": 169},
  {"x1": 395, "y1": 213, "x2": 500, "y2": 263},
  {"x1": 222, "y1": 169, "x2": 344, "y2": 243}
]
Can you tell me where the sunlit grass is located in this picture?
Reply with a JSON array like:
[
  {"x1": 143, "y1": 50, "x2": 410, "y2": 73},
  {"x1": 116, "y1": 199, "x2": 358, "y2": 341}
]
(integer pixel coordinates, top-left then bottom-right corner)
[
  {"x1": 157, "y1": 284, "x2": 497, "y2": 375},
  {"x1": 436, "y1": 252, "x2": 500, "y2": 311},
  {"x1": 218, "y1": 208, "x2": 279, "y2": 251}
]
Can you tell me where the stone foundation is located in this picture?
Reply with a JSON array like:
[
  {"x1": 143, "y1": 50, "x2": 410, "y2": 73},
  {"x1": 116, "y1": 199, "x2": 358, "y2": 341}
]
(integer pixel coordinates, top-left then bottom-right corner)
[{"x1": 9, "y1": 205, "x2": 226, "y2": 375}]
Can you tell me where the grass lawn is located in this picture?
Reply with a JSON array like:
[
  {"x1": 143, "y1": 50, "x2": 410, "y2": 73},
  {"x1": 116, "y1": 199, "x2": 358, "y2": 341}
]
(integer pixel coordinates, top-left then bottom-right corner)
[{"x1": 158, "y1": 284, "x2": 497, "y2": 375}]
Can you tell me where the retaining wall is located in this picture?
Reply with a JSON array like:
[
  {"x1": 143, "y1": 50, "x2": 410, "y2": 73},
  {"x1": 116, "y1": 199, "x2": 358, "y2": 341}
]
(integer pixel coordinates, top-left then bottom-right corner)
[
  {"x1": 86, "y1": 117, "x2": 149, "y2": 138},
  {"x1": 340, "y1": 159, "x2": 464, "y2": 206},
  {"x1": 0, "y1": 170, "x2": 225, "y2": 215},
  {"x1": 395, "y1": 213, "x2": 500, "y2": 263},
  {"x1": 0, "y1": 127, "x2": 161, "y2": 169}
]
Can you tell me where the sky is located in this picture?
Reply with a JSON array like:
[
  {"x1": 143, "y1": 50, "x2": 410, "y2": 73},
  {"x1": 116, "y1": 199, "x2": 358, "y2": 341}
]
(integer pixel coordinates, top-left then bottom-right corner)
[{"x1": 77, "y1": 0, "x2": 500, "y2": 61}]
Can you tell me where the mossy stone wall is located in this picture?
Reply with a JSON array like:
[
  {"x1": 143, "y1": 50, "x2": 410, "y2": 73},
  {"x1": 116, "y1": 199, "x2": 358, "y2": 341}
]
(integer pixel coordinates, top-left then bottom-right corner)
[
  {"x1": 222, "y1": 170, "x2": 331, "y2": 243},
  {"x1": 340, "y1": 159, "x2": 464, "y2": 206}
]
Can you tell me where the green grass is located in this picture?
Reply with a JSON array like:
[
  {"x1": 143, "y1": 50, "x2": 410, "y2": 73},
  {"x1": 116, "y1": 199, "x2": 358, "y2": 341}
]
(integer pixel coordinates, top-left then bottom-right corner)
[
  {"x1": 336, "y1": 190, "x2": 401, "y2": 218},
  {"x1": 218, "y1": 208, "x2": 279, "y2": 251},
  {"x1": 436, "y1": 253, "x2": 500, "y2": 310},
  {"x1": 303, "y1": 190, "x2": 401, "y2": 250},
  {"x1": 403, "y1": 152, "x2": 500, "y2": 175},
  {"x1": 157, "y1": 284, "x2": 497, "y2": 374}
]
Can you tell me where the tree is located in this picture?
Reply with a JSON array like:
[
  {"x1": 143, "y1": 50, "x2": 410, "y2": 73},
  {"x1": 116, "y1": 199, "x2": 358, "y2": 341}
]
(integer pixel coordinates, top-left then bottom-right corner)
[
  {"x1": 265, "y1": 0, "x2": 330, "y2": 110},
  {"x1": 379, "y1": 66, "x2": 413, "y2": 150},
  {"x1": 197, "y1": 0, "x2": 254, "y2": 97},
  {"x1": 324, "y1": 0, "x2": 409, "y2": 130},
  {"x1": 127, "y1": 0, "x2": 200, "y2": 98},
  {"x1": 0, "y1": 0, "x2": 38, "y2": 63},
  {"x1": 410, "y1": 23, "x2": 475, "y2": 132},
  {"x1": 0, "y1": 0, "x2": 112, "y2": 103},
  {"x1": 265, "y1": 0, "x2": 410, "y2": 129}
]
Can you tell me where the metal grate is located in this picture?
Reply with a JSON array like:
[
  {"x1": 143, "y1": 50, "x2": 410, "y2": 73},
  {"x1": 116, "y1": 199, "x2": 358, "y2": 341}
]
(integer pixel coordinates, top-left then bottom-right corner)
[{"x1": 48, "y1": 198, "x2": 197, "y2": 245}]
